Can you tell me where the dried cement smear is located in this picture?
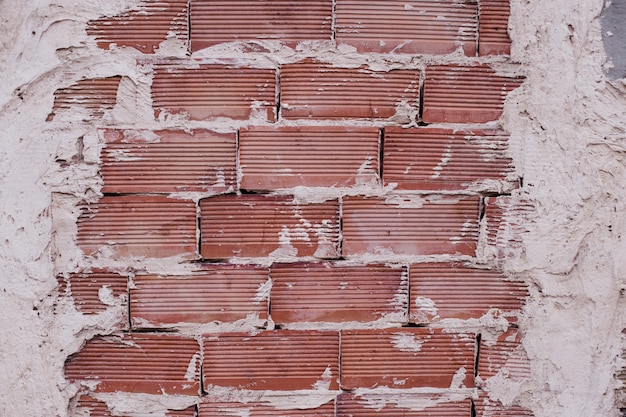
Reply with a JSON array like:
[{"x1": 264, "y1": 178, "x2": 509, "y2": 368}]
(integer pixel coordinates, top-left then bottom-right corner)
[{"x1": 0, "y1": 0, "x2": 625, "y2": 416}]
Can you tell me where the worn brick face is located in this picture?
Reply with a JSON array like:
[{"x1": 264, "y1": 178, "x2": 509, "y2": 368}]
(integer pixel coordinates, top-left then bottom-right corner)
[
  {"x1": 190, "y1": 0, "x2": 332, "y2": 51},
  {"x1": 76, "y1": 196, "x2": 197, "y2": 259},
  {"x1": 199, "y1": 398, "x2": 336, "y2": 416},
  {"x1": 49, "y1": 76, "x2": 121, "y2": 121},
  {"x1": 422, "y1": 65, "x2": 523, "y2": 123},
  {"x1": 130, "y1": 265, "x2": 269, "y2": 327},
  {"x1": 203, "y1": 330, "x2": 340, "y2": 390},
  {"x1": 270, "y1": 262, "x2": 407, "y2": 324},
  {"x1": 477, "y1": 329, "x2": 531, "y2": 383},
  {"x1": 87, "y1": 0, "x2": 188, "y2": 53},
  {"x1": 200, "y1": 195, "x2": 340, "y2": 259},
  {"x1": 280, "y1": 60, "x2": 420, "y2": 121},
  {"x1": 64, "y1": 334, "x2": 201, "y2": 395},
  {"x1": 57, "y1": 270, "x2": 127, "y2": 316},
  {"x1": 335, "y1": 0, "x2": 478, "y2": 55},
  {"x1": 239, "y1": 126, "x2": 380, "y2": 190},
  {"x1": 101, "y1": 129, "x2": 237, "y2": 194},
  {"x1": 342, "y1": 196, "x2": 480, "y2": 257},
  {"x1": 152, "y1": 64, "x2": 277, "y2": 121},
  {"x1": 336, "y1": 393, "x2": 472, "y2": 416},
  {"x1": 340, "y1": 328, "x2": 475, "y2": 389},
  {"x1": 383, "y1": 127, "x2": 515, "y2": 191}
]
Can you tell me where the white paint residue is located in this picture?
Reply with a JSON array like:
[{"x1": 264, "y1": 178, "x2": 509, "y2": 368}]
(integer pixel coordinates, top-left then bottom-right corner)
[
  {"x1": 391, "y1": 333, "x2": 423, "y2": 352},
  {"x1": 449, "y1": 367, "x2": 467, "y2": 389},
  {"x1": 414, "y1": 296, "x2": 439, "y2": 322},
  {"x1": 184, "y1": 352, "x2": 200, "y2": 382},
  {"x1": 214, "y1": 168, "x2": 226, "y2": 188},
  {"x1": 105, "y1": 149, "x2": 142, "y2": 162},
  {"x1": 97, "y1": 285, "x2": 116, "y2": 306},
  {"x1": 252, "y1": 278, "x2": 272, "y2": 304},
  {"x1": 121, "y1": 130, "x2": 161, "y2": 143},
  {"x1": 355, "y1": 156, "x2": 377, "y2": 186},
  {"x1": 430, "y1": 146, "x2": 453, "y2": 179},
  {"x1": 312, "y1": 365, "x2": 333, "y2": 390}
]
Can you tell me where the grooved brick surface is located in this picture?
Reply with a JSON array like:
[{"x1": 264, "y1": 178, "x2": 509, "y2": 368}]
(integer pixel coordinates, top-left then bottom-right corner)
[
  {"x1": 474, "y1": 396, "x2": 535, "y2": 417},
  {"x1": 335, "y1": 0, "x2": 478, "y2": 55},
  {"x1": 77, "y1": 196, "x2": 197, "y2": 259},
  {"x1": 342, "y1": 196, "x2": 480, "y2": 257},
  {"x1": 280, "y1": 60, "x2": 420, "y2": 121},
  {"x1": 270, "y1": 262, "x2": 407, "y2": 324},
  {"x1": 203, "y1": 330, "x2": 340, "y2": 390},
  {"x1": 87, "y1": 0, "x2": 188, "y2": 53},
  {"x1": 336, "y1": 393, "x2": 472, "y2": 416},
  {"x1": 76, "y1": 395, "x2": 196, "y2": 417},
  {"x1": 152, "y1": 64, "x2": 277, "y2": 121},
  {"x1": 190, "y1": 0, "x2": 333, "y2": 51},
  {"x1": 478, "y1": 0, "x2": 512, "y2": 56},
  {"x1": 340, "y1": 328, "x2": 475, "y2": 389},
  {"x1": 409, "y1": 263, "x2": 528, "y2": 323},
  {"x1": 101, "y1": 129, "x2": 237, "y2": 193},
  {"x1": 49, "y1": 76, "x2": 121, "y2": 120},
  {"x1": 239, "y1": 126, "x2": 380, "y2": 190},
  {"x1": 57, "y1": 270, "x2": 127, "y2": 315},
  {"x1": 383, "y1": 127, "x2": 515, "y2": 190},
  {"x1": 200, "y1": 195, "x2": 340, "y2": 259},
  {"x1": 422, "y1": 65, "x2": 523, "y2": 123},
  {"x1": 199, "y1": 398, "x2": 336, "y2": 416},
  {"x1": 478, "y1": 329, "x2": 531, "y2": 382},
  {"x1": 64, "y1": 334, "x2": 201, "y2": 394},
  {"x1": 130, "y1": 265, "x2": 269, "y2": 327}
]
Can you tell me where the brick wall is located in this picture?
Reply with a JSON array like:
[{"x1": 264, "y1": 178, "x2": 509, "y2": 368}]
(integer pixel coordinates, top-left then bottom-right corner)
[{"x1": 59, "y1": 1, "x2": 533, "y2": 415}]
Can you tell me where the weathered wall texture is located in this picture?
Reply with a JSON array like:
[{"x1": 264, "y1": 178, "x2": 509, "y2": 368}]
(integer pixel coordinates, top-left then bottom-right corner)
[{"x1": 0, "y1": 0, "x2": 624, "y2": 416}]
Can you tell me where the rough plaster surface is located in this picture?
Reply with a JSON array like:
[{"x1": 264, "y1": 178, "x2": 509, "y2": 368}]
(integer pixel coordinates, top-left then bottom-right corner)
[{"x1": 0, "y1": 0, "x2": 624, "y2": 416}]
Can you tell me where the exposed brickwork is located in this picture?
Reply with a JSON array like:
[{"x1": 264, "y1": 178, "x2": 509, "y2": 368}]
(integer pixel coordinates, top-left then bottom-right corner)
[{"x1": 66, "y1": 1, "x2": 527, "y2": 415}]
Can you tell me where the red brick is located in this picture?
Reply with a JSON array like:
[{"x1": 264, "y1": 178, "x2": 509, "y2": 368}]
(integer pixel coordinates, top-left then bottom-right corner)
[
  {"x1": 239, "y1": 126, "x2": 380, "y2": 190},
  {"x1": 101, "y1": 129, "x2": 237, "y2": 194},
  {"x1": 189, "y1": 0, "x2": 332, "y2": 51},
  {"x1": 482, "y1": 197, "x2": 534, "y2": 259},
  {"x1": 65, "y1": 334, "x2": 201, "y2": 394},
  {"x1": 87, "y1": 0, "x2": 188, "y2": 53},
  {"x1": 57, "y1": 269, "x2": 128, "y2": 315},
  {"x1": 76, "y1": 196, "x2": 197, "y2": 259},
  {"x1": 48, "y1": 77, "x2": 121, "y2": 121},
  {"x1": 203, "y1": 330, "x2": 340, "y2": 390},
  {"x1": 422, "y1": 65, "x2": 523, "y2": 123},
  {"x1": 340, "y1": 328, "x2": 475, "y2": 389},
  {"x1": 478, "y1": 329, "x2": 530, "y2": 382},
  {"x1": 478, "y1": 0, "x2": 512, "y2": 56},
  {"x1": 409, "y1": 263, "x2": 528, "y2": 323},
  {"x1": 474, "y1": 395, "x2": 535, "y2": 417},
  {"x1": 336, "y1": 393, "x2": 471, "y2": 416},
  {"x1": 74, "y1": 395, "x2": 195, "y2": 417},
  {"x1": 383, "y1": 127, "x2": 515, "y2": 191},
  {"x1": 200, "y1": 195, "x2": 340, "y2": 259},
  {"x1": 130, "y1": 265, "x2": 269, "y2": 327},
  {"x1": 342, "y1": 196, "x2": 480, "y2": 257},
  {"x1": 270, "y1": 262, "x2": 407, "y2": 324},
  {"x1": 199, "y1": 398, "x2": 335, "y2": 416},
  {"x1": 335, "y1": 0, "x2": 478, "y2": 55},
  {"x1": 280, "y1": 60, "x2": 419, "y2": 120},
  {"x1": 152, "y1": 63, "x2": 276, "y2": 121}
]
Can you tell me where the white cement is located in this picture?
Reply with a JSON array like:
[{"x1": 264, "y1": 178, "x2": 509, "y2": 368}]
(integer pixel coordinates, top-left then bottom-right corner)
[{"x1": 0, "y1": 0, "x2": 624, "y2": 416}]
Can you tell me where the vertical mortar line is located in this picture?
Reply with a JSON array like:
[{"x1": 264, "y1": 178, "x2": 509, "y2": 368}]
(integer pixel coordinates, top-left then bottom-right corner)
[
  {"x1": 338, "y1": 196, "x2": 344, "y2": 259},
  {"x1": 331, "y1": 0, "x2": 337, "y2": 41},
  {"x1": 126, "y1": 271, "x2": 132, "y2": 331},
  {"x1": 378, "y1": 127, "x2": 384, "y2": 184},
  {"x1": 404, "y1": 263, "x2": 410, "y2": 325},
  {"x1": 418, "y1": 67, "x2": 426, "y2": 124},
  {"x1": 471, "y1": 397, "x2": 477, "y2": 417},
  {"x1": 266, "y1": 267, "x2": 272, "y2": 329},
  {"x1": 186, "y1": 0, "x2": 192, "y2": 56},
  {"x1": 196, "y1": 199, "x2": 202, "y2": 258},
  {"x1": 338, "y1": 329, "x2": 342, "y2": 393},
  {"x1": 474, "y1": 332, "x2": 482, "y2": 379},
  {"x1": 478, "y1": 196, "x2": 486, "y2": 223},
  {"x1": 193, "y1": 402, "x2": 200, "y2": 417},
  {"x1": 475, "y1": 0, "x2": 481, "y2": 57},
  {"x1": 235, "y1": 129, "x2": 242, "y2": 193},
  {"x1": 275, "y1": 66, "x2": 281, "y2": 122}
]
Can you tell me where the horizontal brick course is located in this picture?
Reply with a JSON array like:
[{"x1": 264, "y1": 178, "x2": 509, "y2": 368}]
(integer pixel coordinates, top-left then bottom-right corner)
[
  {"x1": 422, "y1": 64, "x2": 523, "y2": 123},
  {"x1": 383, "y1": 127, "x2": 515, "y2": 191},
  {"x1": 65, "y1": 334, "x2": 201, "y2": 394},
  {"x1": 336, "y1": 393, "x2": 472, "y2": 416},
  {"x1": 152, "y1": 64, "x2": 277, "y2": 121},
  {"x1": 130, "y1": 265, "x2": 269, "y2": 327},
  {"x1": 190, "y1": 0, "x2": 333, "y2": 51},
  {"x1": 87, "y1": 0, "x2": 188, "y2": 53},
  {"x1": 203, "y1": 330, "x2": 340, "y2": 390},
  {"x1": 270, "y1": 262, "x2": 407, "y2": 324},
  {"x1": 77, "y1": 196, "x2": 197, "y2": 259},
  {"x1": 335, "y1": 0, "x2": 478, "y2": 55},
  {"x1": 76, "y1": 395, "x2": 196, "y2": 417},
  {"x1": 280, "y1": 60, "x2": 420, "y2": 121},
  {"x1": 101, "y1": 129, "x2": 237, "y2": 194},
  {"x1": 340, "y1": 328, "x2": 475, "y2": 389},
  {"x1": 200, "y1": 195, "x2": 340, "y2": 259},
  {"x1": 342, "y1": 196, "x2": 480, "y2": 257},
  {"x1": 239, "y1": 126, "x2": 380, "y2": 190},
  {"x1": 199, "y1": 398, "x2": 335, "y2": 416},
  {"x1": 409, "y1": 263, "x2": 528, "y2": 323}
]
